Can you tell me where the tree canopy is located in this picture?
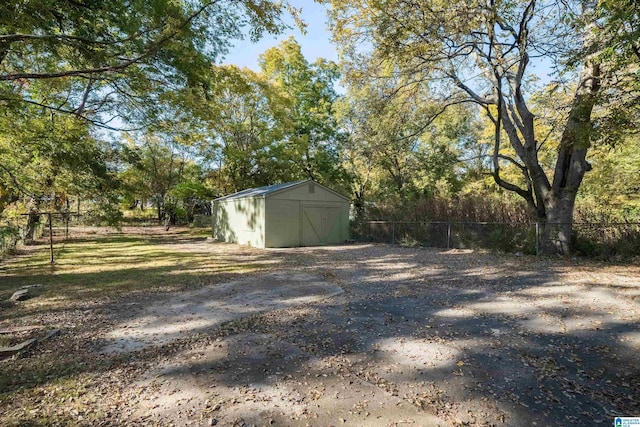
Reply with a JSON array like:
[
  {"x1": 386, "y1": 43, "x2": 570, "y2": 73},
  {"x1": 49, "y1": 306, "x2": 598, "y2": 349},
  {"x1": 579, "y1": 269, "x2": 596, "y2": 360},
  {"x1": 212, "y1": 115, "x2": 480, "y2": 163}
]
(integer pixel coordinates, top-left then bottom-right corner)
[
  {"x1": 326, "y1": 0, "x2": 639, "y2": 254},
  {"x1": 0, "y1": 0, "x2": 638, "y2": 256},
  {"x1": 0, "y1": 0, "x2": 296, "y2": 221},
  {"x1": 0, "y1": 0, "x2": 297, "y2": 125}
]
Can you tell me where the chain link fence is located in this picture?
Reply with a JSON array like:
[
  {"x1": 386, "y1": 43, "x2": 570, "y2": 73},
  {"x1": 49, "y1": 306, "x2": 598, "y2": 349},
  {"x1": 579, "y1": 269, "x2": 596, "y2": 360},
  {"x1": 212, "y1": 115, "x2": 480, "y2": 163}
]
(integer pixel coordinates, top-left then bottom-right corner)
[
  {"x1": 1, "y1": 211, "x2": 214, "y2": 261},
  {"x1": 353, "y1": 221, "x2": 640, "y2": 258},
  {"x1": 3, "y1": 215, "x2": 639, "y2": 260},
  {"x1": 0, "y1": 213, "x2": 100, "y2": 261}
]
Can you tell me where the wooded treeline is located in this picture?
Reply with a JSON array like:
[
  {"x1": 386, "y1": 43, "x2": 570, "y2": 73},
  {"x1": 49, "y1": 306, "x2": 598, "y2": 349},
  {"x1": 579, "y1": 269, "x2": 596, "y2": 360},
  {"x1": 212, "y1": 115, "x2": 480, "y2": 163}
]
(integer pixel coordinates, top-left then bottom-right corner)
[{"x1": 1, "y1": 0, "x2": 638, "y2": 255}]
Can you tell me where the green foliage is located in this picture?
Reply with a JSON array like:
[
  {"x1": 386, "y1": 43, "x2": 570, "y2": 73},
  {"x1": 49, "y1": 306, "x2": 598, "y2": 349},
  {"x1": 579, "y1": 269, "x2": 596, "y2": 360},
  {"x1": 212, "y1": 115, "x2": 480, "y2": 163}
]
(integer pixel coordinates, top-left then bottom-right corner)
[
  {"x1": 0, "y1": 92, "x2": 119, "y2": 218},
  {"x1": 185, "y1": 38, "x2": 349, "y2": 197},
  {"x1": 446, "y1": 222, "x2": 536, "y2": 254},
  {"x1": 260, "y1": 37, "x2": 348, "y2": 189},
  {"x1": 0, "y1": 0, "x2": 295, "y2": 122},
  {"x1": 202, "y1": 64, "x2": 294, "y2": 192},
  {"x1": 579, "y1": 138, "x2": 640, "y2": 219},
  {"x1": 326, "y1": 0, "x2": 640, "y2": 255},
  {"x1": 169, "y1": 180, "x2": 215, "y2": 222},
  {"x1": 336, "y1": 76, "x2": 476, "y2": 214},
  {"x1": 581, "y1": 0, "x2": 640, "y2": 149},
  {"x1": 118, "y1": 130, "x2": 209, "y2": 223},
  {"x1": 0, "y1": 0, "x2": 296, "y2": 223},
  {"x1": 572, "y1": 225, "x2": 640, "y2": 261},
  {"x1": 0, "y1": 223, "x2": 19, "y2": 240},
  {"x1": 1, "y1": 0, "x2": 637, "y2": 253},
  {"x1": 593, "y1": 0, "x2": 640, "y2": 69},
  {"x1": 83, "y1": 201, "x2": 124, "y2": 227}
]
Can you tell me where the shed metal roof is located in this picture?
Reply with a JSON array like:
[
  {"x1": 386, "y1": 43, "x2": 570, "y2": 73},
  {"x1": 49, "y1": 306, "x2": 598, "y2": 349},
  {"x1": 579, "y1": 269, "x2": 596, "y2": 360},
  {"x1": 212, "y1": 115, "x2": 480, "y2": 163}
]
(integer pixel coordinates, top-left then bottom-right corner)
[
  {"x1": 214, "y1": 180, "x2": 308, "y2": 201},
  {"x1": 213, "y1": 179, "x2": 349, "y2": 202}
]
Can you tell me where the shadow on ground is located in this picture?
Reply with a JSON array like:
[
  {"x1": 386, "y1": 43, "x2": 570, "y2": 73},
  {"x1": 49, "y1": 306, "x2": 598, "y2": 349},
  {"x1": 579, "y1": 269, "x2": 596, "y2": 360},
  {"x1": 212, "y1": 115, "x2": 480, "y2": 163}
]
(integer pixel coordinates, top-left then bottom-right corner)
[{"x1": 1, "y1": 236, "x2": 639, "y2": 426}]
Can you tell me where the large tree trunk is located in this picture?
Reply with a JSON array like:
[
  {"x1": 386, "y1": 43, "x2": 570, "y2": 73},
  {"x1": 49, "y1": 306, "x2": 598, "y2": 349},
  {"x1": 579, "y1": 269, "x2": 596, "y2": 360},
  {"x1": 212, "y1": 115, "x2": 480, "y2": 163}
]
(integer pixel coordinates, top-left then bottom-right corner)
[
  {"x1": 24, "y1": 198, "x2": 42, "y2": 242},
  {"x1": 540, "y1": 145, "x2": 592, "y2": 255},
  {"x1": 539, "y1": 60, "x2": 600, "y2": 256},
  {"x1": 352, "y1": 185, "x2": 367, "y2": 237},
  {"x1": 156, "y1": 197, "x2": 164, "y2": 224},
  {"x1": 496, "y1": 65, "x2": 598, "y2": 257},
  {"x1": 25, "y1": 210, "x2": 40, "y2": 242},
  {"x1": 541, "y1": 196, "x2": 575, "y2": 255}
]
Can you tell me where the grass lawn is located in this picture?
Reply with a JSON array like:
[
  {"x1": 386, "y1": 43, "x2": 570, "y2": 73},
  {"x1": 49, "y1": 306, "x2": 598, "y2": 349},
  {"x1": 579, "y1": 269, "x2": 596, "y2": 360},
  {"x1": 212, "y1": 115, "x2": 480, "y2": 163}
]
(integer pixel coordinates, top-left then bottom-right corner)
[
  {"x1": 0, "y1": 228, "x2": 273, "y2": 307},
  {"x1": 0, "y1": 227, "x2": 280, "y2": 426}
]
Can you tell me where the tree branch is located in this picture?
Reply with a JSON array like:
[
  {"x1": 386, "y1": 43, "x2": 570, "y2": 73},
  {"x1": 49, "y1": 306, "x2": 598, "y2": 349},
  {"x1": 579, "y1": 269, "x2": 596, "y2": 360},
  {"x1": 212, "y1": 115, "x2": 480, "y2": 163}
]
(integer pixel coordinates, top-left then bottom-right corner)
[
  {"x1": 16, "y1": 98, "x2": 144, "y2": 131},
  {"x1": 0, "y1": 33, "x2": 129, "y2": 45},
  {"x1": 498, "y1": 154, "x2": 526, "y2": 171},
  {"x1": 0, "y1": 162, "x2": 34, "y2": 197},
  {"x1": 0, "y1": 0, "x2": 219, "y2": 81},
  {"x1": 447, "y1": 72, "x2": 495, "y2": 104}
]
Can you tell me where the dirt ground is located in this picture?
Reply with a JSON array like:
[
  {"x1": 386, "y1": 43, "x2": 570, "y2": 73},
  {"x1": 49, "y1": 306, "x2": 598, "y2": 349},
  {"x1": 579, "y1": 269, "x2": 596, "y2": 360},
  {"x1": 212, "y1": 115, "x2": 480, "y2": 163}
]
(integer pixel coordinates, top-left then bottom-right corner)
[{"x1": 2, "y1": 234, "x2": 640, "y2": 426}]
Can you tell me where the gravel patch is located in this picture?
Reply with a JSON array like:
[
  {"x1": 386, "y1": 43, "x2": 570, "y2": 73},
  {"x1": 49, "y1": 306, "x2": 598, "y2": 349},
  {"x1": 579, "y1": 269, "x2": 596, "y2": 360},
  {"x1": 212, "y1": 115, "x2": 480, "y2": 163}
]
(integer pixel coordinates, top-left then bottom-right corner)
[{"x1": 3, "y1": 237, "x2": 640, "y2": 426}]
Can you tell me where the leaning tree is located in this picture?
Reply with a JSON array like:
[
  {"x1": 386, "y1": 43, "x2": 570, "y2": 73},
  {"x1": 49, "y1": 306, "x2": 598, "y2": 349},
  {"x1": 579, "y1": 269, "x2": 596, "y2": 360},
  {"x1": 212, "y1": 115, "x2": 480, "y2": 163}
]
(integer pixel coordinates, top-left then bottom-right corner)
[{"x1": 327, "y1": 0, "x2": 627, "y2": 255}]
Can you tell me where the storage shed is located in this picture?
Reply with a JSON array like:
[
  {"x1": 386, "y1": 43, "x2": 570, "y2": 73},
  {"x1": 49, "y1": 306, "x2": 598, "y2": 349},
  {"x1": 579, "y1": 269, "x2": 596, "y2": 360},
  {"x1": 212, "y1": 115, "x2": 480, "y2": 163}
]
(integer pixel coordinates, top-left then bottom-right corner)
[{"x1": 211, "y1": 180, "x2": 350, "y2": 248}]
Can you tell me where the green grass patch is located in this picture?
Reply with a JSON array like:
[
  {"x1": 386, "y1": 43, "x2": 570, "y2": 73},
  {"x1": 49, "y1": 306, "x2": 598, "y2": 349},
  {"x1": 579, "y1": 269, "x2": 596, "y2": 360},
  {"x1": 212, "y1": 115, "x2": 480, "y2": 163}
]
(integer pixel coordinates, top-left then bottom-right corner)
[
  {"x1": 0, "y1": 230, "x2": 276, "y2": 315},
  {"x1": 0, "y1": 230, "x2": 284, "y2": 425}
]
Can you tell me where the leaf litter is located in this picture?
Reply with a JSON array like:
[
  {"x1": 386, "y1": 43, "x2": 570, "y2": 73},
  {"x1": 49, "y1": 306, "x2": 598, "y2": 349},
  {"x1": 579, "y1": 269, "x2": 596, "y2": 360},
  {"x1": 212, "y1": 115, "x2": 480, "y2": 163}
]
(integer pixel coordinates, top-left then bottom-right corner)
[{"x1": 1, "y1": 236, "x2": 640, "y2": 426}]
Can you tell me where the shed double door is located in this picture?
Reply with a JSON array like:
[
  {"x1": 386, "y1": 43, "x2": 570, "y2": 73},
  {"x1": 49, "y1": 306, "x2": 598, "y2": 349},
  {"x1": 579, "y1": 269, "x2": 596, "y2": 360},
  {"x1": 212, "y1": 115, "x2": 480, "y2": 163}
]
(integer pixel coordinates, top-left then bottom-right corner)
[{"x1": 302, "y1": 205, "x2": 341, "y2": 246}]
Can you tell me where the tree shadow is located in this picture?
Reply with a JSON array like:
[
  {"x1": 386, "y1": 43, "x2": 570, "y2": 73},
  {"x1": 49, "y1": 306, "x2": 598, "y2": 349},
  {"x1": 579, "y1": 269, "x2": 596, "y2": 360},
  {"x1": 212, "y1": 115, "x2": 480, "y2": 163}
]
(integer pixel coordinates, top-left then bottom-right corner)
[
  {"x1": 155, "y1": 245, "x2": 640, "y2": 425},
  {"x1": 1, "y1": 240, "x2": 639, "y2": 425}
]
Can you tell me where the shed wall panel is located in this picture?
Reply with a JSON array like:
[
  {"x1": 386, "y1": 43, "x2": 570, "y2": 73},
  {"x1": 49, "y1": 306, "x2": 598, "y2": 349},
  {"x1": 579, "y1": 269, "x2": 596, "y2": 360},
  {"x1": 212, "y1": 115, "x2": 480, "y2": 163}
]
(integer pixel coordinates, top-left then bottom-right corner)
[
  {"x1": 264, "y1": 199, "x2": 302, "y2": 247},
  {"x1": 212, "y1": 197, "x2": 265, "y2": 248}
]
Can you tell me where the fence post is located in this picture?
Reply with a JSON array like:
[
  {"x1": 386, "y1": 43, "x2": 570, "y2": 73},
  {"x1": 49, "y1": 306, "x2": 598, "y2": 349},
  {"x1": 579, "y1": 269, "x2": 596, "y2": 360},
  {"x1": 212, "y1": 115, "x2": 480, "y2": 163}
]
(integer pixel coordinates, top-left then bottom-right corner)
[
  {"x1": 447, "y1": 222, "x2": 451, "y2": 249},
  {"x1": 48, "y1": 213, "x2": 54, "y2": 264},
  {"x1": 391, "y1": 221, "x2": 395, "y2": 245},
  {"x1": 535, "y1": 222, "x2": 540, "y2": 256}
]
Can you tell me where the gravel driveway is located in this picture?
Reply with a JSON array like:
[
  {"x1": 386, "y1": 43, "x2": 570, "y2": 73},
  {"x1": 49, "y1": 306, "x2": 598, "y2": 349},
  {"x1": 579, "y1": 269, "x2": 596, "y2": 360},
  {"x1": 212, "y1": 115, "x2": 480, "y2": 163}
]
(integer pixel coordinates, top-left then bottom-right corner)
[
  {"x1": 110, "y1": 242, "x2": 640, "y2": 426},
  {"x1": 3, "y1": 235, "x2": 639, "y2": 426}
]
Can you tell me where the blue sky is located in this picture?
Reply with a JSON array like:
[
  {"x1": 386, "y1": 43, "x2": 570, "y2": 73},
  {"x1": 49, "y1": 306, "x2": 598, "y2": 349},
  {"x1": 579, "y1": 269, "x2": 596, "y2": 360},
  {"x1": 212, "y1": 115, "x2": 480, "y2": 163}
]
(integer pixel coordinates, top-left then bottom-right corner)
[
  {"x1": 219, "y1": 1, "x2": 555, "y2": 90},
  {"x1": 221, "y1": 1, "x2": 338, "y2": 70}
]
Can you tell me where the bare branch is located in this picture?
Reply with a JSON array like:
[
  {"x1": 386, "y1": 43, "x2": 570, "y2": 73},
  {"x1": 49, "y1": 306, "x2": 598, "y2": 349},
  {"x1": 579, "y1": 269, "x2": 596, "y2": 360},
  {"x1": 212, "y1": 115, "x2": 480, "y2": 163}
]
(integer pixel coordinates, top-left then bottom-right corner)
[
  {"x1": 498, "y1": 154, "x2": 526, "y2": 171},
  {"x1": 0, "y1": 33, "x2": 126, "y2": 45},
  {"x1": 17, "y1": 98, "x2": 144, "y2": 131},
  {"x1": 447, "y1": 72, "x2": 495, "y2": 104},
  {"x1": 394, "y1": 98, "x2": 478, "y2": 143}
]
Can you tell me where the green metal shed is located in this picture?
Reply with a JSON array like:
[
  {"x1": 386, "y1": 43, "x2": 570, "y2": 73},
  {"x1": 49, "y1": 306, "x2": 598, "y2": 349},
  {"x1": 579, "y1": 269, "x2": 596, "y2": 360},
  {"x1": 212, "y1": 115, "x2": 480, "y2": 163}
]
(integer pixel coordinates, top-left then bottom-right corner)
[{"x1": 211, "y1": 180, "x2": 350, "y2": 248}]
